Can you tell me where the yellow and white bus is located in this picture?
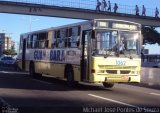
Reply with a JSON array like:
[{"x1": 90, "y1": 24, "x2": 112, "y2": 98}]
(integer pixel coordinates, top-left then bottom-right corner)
[{"x1": 17, "y1": 19, "x2": 142, "y2": 88}]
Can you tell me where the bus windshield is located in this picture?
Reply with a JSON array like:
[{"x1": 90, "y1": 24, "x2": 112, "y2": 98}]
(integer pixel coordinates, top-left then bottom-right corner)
[
  {"x1": 119, "y1": 32, "x2": 139, "y2": 55},
  {"x1": 92, "y1": 30, "x2": 140, "y2": 57},
  {"x1": 92, "y1": 30, "x2": 118, "y2": 56}
]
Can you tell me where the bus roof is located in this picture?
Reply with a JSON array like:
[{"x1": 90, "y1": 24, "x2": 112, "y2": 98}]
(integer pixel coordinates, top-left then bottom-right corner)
[{"x1": 21, "y1": 19, "x2": 141, "y2": 35}]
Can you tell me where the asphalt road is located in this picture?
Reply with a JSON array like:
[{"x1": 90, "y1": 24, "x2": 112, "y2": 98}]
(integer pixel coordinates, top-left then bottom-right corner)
[{"x1": 0, "y1": 67, "x2": 160, "y2": 113}]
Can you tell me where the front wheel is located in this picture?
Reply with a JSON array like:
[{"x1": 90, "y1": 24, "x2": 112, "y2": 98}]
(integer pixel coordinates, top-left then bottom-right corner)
[{"x1": 103, "y1": 82, "x2": 114, "y2": 88}]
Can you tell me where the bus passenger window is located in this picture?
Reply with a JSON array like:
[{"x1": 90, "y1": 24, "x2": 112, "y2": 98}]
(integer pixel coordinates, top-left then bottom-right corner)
[
  {"x1": 69, "y1": 28, "x2": 72, "y2": 37},
  {"x1": 51, "y1": 31, "x2": 57, "y2": 48},
  {"x1": 76, "y1": 36, "x2": 80, "y2": 47},
  {"x1": 59, "y1": 29, "x2": 66, "y2": 48},
  {"x1": 45, "y1": 40, "x2": 49, "y2": 48},
  {"x1": 68, "y1": 37, "x2": 71, "y2": 47},
  {"x1": 69, "y1": 27, "x2": 80, "y2": 48},
  {"x1": 32, "y1": 34, "x2": 37, "y2": 48},
  {"x1": 64, "y1": 38, "x2": 68, "y2": 47},
  {"x1": 58, "y1": 39, "x2": 65, "y2": 48},
  {"x1": 39, "y1": 41, "x2": 45, "y2": 48}
]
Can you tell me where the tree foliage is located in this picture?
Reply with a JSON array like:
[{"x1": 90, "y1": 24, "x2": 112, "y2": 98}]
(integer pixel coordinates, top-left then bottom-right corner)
[
  {"x1": 3, "y1": 49, "x2": 17, "y2": 56},
  {"x1": 142, "y1": 26, "x2": 160, "y2": 45}
]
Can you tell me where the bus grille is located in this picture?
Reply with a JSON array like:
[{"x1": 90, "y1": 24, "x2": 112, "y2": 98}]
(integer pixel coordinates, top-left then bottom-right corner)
[
  {"x1": 106, "y1": 70, "x2": 131, "y2": 74},
  {"x1": 106, "y1": 70, "x2": 117, "y2": 74},
  {"x1": 120, "y1": 70, "x2": 131, "y2": 74}
]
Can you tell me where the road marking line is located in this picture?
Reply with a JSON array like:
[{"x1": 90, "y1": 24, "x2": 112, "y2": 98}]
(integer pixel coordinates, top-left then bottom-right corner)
[
  {"x1": 88, "y1": 94, "x2": 138, "y2": 108},
  {"x1": 150, "y1": 93, "x2": 160, "y2": 96},
  {"x1": 30, "y1": 78, "x2": 53, "y2": 85}
]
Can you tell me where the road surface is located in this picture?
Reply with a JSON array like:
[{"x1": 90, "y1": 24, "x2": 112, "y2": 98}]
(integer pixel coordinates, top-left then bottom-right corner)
[{"x1": 0, "y1": 67, "x2": 160, "y2": 113}]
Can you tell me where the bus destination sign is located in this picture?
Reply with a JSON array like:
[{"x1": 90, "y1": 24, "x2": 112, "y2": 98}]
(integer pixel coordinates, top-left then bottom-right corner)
[{"x1": 112, "y1": 23, "x2": 138, "y2": 30}]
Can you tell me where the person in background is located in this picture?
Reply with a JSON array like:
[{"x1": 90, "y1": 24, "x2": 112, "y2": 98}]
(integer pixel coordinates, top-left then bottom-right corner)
[
  {"x1": 155, "y1": 7, "x2": 159, "y2": 18},
  {"x1": 96, "y1": 0, "x2": 101, "y2": 12},
  {"x1": 113, "y1": 3, "x2": 118, "y2": 13},
  {"x1": 102, "y1": 0, "x2": 107, "y2": 11},
  {"x1": 142, "y1": 5, "x2": 146, "y2": 16},
  {"x1": 135, "y1": 5, "x2": 139, "y2": 16},
  {"x1": 107, "y1": 0, "x2": 111, "y2": 12}
]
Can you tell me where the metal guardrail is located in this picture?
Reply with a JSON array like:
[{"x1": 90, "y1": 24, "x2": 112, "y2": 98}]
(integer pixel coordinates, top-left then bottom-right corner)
[{"x1": 0, "y1": 0, "x2": 158, "y2": 17}]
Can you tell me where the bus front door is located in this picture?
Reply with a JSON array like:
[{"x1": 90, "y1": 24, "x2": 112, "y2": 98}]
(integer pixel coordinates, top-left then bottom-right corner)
[
  {"x1": 81, "y1": 30, "x2": 92, "y2": 82},
  {"x1": 22, "y1": 39, "x2": 26, "y2": 71}
]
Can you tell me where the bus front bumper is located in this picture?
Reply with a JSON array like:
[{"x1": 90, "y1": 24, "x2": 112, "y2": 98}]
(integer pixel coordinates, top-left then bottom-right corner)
[{"x1": 90, "y1": 74, "x2": 141, "y2": 83}]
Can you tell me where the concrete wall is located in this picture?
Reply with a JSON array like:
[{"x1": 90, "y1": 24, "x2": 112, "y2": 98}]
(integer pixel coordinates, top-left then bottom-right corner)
[
  {"x1": 141, "y1": 67, "x2": 160, "y2": 86},
  {"x1": 142, "y1": 62, "x2": 158, "y2": 67}
]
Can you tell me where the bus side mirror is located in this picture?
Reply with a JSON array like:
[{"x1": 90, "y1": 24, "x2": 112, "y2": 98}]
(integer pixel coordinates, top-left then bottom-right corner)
[{"x1": 91, "y1": 30, "x2": 95, "y2": 39}]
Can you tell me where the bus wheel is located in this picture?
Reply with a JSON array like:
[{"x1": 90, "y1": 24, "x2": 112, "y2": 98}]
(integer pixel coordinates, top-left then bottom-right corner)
[
  {"x1": 102, "y1": 82, "x2": 114, "y2": 88},
  {"x1": 66, "y1": 67, "x2": 74, "y2": 87}
]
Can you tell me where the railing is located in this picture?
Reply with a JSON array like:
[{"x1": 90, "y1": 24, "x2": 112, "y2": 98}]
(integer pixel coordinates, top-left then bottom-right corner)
[{"x1": 0, "y1": 0, "x2": 158, "y2": 17}]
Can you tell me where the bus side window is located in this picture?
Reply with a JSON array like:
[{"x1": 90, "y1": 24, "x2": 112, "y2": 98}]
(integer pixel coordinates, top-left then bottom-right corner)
[
  {"x1": 38, "y1": 32, "x2": 46, "y2": 49},
  {"x1": 59, "y1": 29, "x2": 66, "y2": 48},
  {"x1": 45, "y1": 32, "x2": 48, "y2": 48},
  {"x1": 56, "y1": 30, "x2": 60, "y2": 48},
  {"x1": 20, "y1": 35, "x2": 23, "y2": 50},
  {"x1": 45, "y1": 40, "x2": 49, "y2": 48},
  {"x1": 32, "y1": 34, "x2": 38, "y2": 48},
  {"x1": 68, "y1": 28, "x2": 72, "y2": 48},
  {"x1": 76, "y1": 36, "x2": 80, "y2": 47},
  {"x1": 51, "y1": 31, "x2": 57, "y2": 48},
  {"x1": 65, "y1": 29, "x2": 68, "y2": 47},
  {"x1": 28, "y1": 35, "x2": 32, "y2": 49},
  {"x1": 70, "y1": 27, "x2": 80, "y2": 48}
]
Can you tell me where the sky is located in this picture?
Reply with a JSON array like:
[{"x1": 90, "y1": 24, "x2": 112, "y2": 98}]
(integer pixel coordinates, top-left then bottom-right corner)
[{"x1": 0, "y1": 0, "x2": 160, "y2": 54}]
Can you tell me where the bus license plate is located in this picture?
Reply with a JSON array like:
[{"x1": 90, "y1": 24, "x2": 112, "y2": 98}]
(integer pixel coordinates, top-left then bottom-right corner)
[{"x1": 121, "y1": 76, "x2": 129, "y2": 80}]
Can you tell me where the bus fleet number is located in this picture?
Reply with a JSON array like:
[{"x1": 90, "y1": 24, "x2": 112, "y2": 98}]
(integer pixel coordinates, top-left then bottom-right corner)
[{"x1": 116, "y1": 60, "x2": 126, "y2": 66}]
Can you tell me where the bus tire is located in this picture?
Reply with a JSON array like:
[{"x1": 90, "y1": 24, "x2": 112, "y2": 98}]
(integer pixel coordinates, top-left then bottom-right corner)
[
  {"x1": 103, "y1": 82, "x2": 114, "y2": 88},
  {"x1": 66, "y1": 66, "x2": 75, "y2": 87},
  {"x1": 29, "y1": 62, "x2": 41, "y2": 78}
]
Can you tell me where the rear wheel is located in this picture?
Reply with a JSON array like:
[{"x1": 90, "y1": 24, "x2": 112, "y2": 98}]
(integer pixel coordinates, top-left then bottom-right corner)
[{"x1": 103, "y1": 82, "x2": 114, "y2": 88}]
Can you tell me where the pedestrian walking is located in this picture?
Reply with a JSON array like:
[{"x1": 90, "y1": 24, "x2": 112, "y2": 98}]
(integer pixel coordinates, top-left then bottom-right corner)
[
  {"x1": 102, "y1": 0, "x2": 107, "y2": 11},
  {"x1": 96, "y1": 0, "x2": 101, "y2": 12},
  {"x1": 142, "y1": 5, "x2": 146, "y2": 16},
  {"x1": 107, "y1": 0, "x2": 111, "y2": 12},
  {"x1": 113, "y1": 3, "x2": 118, "y2": 13},
  {"x1": 135, "y1": 5, "x2": 139, "y2": 16},
  {"x1": 155, "y1": 7, "x2": 159, "y2": 18}
]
